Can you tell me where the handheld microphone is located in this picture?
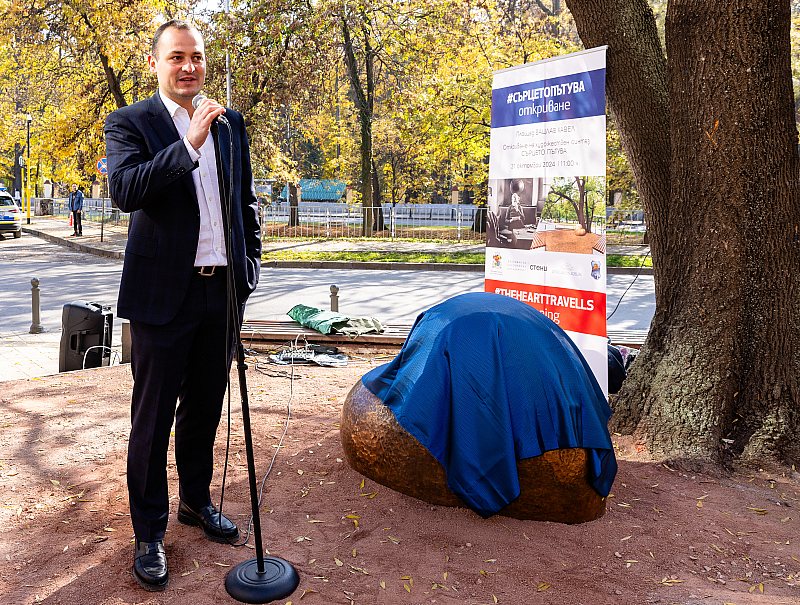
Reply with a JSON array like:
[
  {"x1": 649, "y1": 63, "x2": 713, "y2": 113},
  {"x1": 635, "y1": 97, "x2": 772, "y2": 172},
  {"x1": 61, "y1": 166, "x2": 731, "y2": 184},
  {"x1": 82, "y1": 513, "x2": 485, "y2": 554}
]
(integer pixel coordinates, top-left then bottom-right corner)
[{"x1": 192, "y1": 94, "x2": 230, "y2": 126}]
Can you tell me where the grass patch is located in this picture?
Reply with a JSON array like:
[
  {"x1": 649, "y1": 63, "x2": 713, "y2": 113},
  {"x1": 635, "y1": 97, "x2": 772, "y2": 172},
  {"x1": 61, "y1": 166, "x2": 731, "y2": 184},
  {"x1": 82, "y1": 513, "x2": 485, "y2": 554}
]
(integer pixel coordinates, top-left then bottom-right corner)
[
  {"x1": 264, "y1": 250, "x2": 485, "y2": 264},
  {"x1": 606, "y1": 254, "x2": 652, "y2": 268},
  {"x1": 263, "y1": 249, "x2": 651, "y2": 267}
]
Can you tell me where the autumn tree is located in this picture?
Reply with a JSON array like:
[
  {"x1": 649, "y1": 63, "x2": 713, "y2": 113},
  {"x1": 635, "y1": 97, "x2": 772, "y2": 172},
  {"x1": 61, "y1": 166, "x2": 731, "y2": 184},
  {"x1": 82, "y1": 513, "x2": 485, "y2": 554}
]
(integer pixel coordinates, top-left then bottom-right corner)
[
  {"x1": 331, "y1": 0, "x2": 579, "y2": 234},
  {"x1": 201, "y1": 0, "x2": 332, "y2": 181},
  {"x1": 564, "y1": 0, "x2": 800, "y2": 469},
  {"x1": 0, "y1": 0, "x2": 191, "y2": 187},
  {"x1": 335, "y1": 0, "x2": 504, "y2": 233},
  {"x1": 337, "y1": 0, "x2": 385, "y2": 234}
]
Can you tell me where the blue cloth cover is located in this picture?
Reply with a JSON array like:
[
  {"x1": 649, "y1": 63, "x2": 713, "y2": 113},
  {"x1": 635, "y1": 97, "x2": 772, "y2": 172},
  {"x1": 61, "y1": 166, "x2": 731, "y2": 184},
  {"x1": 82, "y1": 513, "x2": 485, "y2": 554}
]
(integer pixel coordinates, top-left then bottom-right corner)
[{"x1": 362, "y1": 292, "x2": 617, "y2": 519}]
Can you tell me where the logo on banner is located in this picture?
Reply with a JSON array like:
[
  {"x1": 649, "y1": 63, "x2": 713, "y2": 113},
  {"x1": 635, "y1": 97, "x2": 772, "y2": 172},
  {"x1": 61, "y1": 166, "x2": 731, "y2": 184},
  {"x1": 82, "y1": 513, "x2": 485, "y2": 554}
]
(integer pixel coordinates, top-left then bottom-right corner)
[
  {"x1": 550, "y1": 261, "x2": 582, "y2": 278},
  {"x1": 492, "y1": 254, "x2": 502, "y2": 268},
  {"x1": 506, "y1": 259, "x2": 528, "y2": 272},
  {"x1": 591, "y1": 260, "x2": 601, "y2": 280}
]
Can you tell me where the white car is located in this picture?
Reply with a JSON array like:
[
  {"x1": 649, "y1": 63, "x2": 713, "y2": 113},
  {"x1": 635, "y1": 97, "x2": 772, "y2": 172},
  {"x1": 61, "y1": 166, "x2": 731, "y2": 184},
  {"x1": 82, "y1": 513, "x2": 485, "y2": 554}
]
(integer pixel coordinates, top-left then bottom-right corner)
[{"x1": 0, "y1": 192, "x2": 22, "y2": 238}]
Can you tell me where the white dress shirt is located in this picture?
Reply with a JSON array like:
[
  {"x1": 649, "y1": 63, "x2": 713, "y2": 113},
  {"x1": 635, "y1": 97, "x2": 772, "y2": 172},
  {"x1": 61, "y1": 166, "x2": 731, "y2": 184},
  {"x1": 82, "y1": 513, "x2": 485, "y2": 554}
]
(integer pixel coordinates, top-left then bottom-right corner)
[{"x1": 159, "y1": 91, "x2": 227, "y2": 267}]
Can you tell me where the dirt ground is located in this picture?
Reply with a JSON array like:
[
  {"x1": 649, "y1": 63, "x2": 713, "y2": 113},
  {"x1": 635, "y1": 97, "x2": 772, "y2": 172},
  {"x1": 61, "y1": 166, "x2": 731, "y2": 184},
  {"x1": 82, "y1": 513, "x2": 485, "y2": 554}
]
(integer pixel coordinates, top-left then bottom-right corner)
[{"x1": 1, "y1": 355, "x2": 799, "y2": 605}]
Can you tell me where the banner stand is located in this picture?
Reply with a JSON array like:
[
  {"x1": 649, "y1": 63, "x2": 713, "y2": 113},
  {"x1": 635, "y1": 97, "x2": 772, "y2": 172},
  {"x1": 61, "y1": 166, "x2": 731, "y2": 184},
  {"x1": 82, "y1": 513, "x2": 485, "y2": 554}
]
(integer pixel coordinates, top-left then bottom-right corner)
[{"x1": 484, "y1": 47, "x2": 609, "y2": 393}]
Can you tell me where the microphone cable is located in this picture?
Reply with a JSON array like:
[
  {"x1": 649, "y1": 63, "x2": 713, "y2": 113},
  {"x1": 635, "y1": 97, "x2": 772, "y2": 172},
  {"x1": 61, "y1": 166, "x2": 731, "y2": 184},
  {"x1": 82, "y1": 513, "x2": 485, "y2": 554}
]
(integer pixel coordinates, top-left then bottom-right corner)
[
  {"x1": 208, "y1": 115, "x2": 295, "y2": 549},
  {"x1": 205, "y1": 115, "x2": 249, "y2": 548}
]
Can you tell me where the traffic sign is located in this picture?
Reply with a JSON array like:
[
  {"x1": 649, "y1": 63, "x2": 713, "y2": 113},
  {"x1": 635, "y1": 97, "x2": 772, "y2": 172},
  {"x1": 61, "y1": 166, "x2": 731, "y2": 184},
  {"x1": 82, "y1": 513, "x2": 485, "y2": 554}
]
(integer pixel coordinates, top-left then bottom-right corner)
[{"x1": 96, "y1": 157, "x2": 107, "y2": 176}]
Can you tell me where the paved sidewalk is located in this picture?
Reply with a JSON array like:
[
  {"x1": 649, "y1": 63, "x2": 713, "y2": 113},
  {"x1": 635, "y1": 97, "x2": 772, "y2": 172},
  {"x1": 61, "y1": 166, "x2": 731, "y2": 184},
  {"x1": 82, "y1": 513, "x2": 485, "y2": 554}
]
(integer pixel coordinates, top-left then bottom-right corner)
[
  {"x1": 22, "y1": 216, "x2": 127, "y2": 258},
  {"x1": 0, "y1": 330, "x2": 64, "y2": 382},
  {"x1": 0, "y1": 328, "x2": 124, "y2": 383}
]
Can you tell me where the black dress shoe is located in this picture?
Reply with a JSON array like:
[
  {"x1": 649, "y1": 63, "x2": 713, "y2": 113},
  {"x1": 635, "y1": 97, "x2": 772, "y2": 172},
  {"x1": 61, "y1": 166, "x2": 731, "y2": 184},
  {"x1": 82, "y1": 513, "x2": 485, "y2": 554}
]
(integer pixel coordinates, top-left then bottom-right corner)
[
  {"x1": 132, "y1": 540, "x2": 168, "y2": 591},
  {"x1": 177, "y1": 501, "x2": 240, "y2": 543}
]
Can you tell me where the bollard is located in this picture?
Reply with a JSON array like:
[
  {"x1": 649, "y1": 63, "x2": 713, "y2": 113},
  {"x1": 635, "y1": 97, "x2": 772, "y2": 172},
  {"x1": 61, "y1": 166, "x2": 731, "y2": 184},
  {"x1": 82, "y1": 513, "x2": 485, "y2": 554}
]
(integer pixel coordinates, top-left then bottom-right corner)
[
  {"x1": 330, "y1": 284, "x2": 339, "y2": 313},
  {"x1": 30, "y1": 278, "x2": 43, "y2": 334},
  {"x1": 121, "y1": 321, "x2": 131, "y2": 364}
]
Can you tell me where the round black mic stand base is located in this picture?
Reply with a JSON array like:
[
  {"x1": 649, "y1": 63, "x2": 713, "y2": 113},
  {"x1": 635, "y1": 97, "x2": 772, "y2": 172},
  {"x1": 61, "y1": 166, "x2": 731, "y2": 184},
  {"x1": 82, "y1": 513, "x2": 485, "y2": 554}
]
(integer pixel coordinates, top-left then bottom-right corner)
[{"x1": 225, "y1": 557, "x2": 299, "y2": 604}]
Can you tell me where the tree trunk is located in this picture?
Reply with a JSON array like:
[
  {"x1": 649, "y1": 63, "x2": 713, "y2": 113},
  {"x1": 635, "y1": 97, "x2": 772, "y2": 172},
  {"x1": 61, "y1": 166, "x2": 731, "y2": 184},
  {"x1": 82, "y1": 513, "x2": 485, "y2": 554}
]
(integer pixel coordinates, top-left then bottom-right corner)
[
  {"x1": 371, "y1": 157, "x2": 385, "y2": 231},
  {"x1": 13, "y1": 142, "x2": 22, "y2": 198},
  {"x1": 341, "y1": 14, "x2": 376, "y2": 237},
  {"x1": 565, "y1": 0, "x2": 800, "y2": 468},
  {"x1": 73, "y1": 7, "x2": 128, "y2": 109},
  {"x1": 288, "y1": 182, "x2": 300, "y2": 227},
  {"x1": 573, "y1": 177, "x2": 587, "y2": 232},
  {"x1": 472, "y1": 205, "x2": 487, "y2": 233},
  {"x1": 98, "y1": 52, "x2": 127, "y2": 109}
]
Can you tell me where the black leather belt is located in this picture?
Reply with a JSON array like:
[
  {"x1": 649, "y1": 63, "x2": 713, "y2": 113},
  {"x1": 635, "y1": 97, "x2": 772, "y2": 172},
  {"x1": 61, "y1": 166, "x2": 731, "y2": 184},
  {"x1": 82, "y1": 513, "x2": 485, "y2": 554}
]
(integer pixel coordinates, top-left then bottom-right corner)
[{"x1": 195, "y1": 266, "x2": 225, "y2": 276}]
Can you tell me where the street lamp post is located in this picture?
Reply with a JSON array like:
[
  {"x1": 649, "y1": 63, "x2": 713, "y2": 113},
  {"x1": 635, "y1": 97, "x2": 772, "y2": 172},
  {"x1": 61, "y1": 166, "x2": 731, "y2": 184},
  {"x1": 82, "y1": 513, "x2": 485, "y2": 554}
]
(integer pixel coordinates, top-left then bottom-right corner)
[
  {"x1": 225, "y1": 0, "x2": 231, "y2": 107},
  {"x1": 26, "y1": 114, "x2": 31, "y2": 224}
]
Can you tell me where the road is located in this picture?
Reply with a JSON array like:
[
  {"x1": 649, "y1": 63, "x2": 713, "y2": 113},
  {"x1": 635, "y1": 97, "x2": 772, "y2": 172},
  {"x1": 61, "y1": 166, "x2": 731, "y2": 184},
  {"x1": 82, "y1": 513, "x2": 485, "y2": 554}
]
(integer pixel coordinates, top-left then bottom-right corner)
[
  {"x1": 0, "y1": 232, "x2": 656, "y2": 336},
  {"x1": 0, "y1": 233, "x2": 123, "y2": 336}
]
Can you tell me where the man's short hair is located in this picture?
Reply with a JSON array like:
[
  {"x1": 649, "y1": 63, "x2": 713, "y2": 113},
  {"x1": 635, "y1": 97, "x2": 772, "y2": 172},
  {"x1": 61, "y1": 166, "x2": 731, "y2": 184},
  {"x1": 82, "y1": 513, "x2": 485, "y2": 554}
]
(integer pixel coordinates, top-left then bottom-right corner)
[{"x1": 151, "y1": 19, "x2": 197, "y2": 58}]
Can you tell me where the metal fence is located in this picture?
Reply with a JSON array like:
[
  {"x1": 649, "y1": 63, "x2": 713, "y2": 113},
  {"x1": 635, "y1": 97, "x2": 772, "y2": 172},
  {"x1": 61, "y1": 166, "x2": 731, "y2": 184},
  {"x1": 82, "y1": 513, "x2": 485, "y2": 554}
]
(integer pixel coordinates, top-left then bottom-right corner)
[
  {"x1": 34, "y1": 198, "x2": 646, "y2": 245},
  {"x1": 605, "y1": 208, "x2": 647, "y2": 245},
  {"x1": 261, "y1": 202, "x2": 486, "y2": 242},
  {"x1": 39, "y1": 198, "x2": 130, "y2": 228}
]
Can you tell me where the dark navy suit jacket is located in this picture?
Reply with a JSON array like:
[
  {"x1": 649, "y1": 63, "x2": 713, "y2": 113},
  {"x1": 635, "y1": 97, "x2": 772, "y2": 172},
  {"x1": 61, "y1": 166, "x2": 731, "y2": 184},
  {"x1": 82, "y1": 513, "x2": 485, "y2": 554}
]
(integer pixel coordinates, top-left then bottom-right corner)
[{"x1": 104, "y1": 93, "x2": 261, "y2": 325}]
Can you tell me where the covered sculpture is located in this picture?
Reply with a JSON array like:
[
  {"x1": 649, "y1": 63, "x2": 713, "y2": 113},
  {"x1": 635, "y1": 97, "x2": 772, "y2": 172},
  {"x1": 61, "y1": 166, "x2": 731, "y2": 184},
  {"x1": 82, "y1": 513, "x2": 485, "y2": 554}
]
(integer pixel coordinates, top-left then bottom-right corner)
[{"x1": 340, "y1": 292, "x2": 617, "y2": 522}]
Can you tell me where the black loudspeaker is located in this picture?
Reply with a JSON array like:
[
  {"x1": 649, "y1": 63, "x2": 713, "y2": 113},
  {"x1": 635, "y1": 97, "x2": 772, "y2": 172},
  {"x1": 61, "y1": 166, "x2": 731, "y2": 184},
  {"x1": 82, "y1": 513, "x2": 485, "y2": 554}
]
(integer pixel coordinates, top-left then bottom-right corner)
[{"x1": 59, "y1": 301, "x2": 114, "y2": 372}]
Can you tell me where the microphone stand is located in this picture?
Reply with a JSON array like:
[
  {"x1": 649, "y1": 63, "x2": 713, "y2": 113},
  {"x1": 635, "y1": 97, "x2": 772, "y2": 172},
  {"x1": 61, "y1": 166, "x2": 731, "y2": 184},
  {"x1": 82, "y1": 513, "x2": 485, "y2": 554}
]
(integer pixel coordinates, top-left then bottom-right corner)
[{"x1": 210, "y1": 121, "x2": 299, "y2": 603}]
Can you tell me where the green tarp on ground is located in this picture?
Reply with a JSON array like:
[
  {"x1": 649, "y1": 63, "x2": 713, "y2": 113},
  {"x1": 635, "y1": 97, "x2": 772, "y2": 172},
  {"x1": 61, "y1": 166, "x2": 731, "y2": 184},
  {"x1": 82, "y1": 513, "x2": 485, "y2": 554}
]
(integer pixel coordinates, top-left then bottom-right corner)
[
  {"x1": 288, "y1": 304, "x2": 350, "y2": 335},
  {"x1": 288, "y1": 305, "x2": 383, "y2": 339}
]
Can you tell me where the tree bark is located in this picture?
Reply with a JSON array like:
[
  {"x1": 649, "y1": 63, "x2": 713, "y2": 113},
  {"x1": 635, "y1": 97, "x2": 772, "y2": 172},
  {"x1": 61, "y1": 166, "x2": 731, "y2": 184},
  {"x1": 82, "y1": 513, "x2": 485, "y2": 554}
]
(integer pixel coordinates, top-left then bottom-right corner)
[{"x1": 565, "y1": 0, "x2": 800, "y2": 467}]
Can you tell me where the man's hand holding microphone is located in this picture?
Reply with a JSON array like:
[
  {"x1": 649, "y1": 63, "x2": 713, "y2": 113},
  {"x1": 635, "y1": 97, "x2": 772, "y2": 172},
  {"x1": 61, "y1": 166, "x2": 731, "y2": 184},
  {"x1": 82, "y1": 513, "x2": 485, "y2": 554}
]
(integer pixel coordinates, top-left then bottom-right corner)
[{"x1": 186, "y1": 94, "x2": 228, "y2": 151}]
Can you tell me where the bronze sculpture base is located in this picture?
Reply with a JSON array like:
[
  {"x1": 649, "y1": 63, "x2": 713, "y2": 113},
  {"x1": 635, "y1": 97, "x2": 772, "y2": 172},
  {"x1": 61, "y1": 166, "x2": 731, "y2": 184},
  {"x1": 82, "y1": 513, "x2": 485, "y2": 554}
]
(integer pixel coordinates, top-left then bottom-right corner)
[{"x1": 340, "y1": 380, "x2": 606, "y2": 523}]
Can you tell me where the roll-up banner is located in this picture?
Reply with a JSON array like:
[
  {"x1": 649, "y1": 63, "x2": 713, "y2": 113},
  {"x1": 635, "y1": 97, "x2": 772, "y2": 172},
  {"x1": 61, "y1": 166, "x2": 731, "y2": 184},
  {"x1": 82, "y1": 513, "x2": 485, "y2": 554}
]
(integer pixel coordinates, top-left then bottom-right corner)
[{"x1": 485, "y1": 47, "x2": 609, "y2": 393}]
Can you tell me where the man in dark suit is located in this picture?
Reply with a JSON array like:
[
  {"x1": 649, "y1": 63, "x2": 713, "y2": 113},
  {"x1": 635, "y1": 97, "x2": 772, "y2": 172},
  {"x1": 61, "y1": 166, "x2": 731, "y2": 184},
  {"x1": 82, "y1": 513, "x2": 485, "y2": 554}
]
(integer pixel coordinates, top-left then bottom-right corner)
[{"x1": 104, "y1": 19, "x2": 261, "y2": 592}]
